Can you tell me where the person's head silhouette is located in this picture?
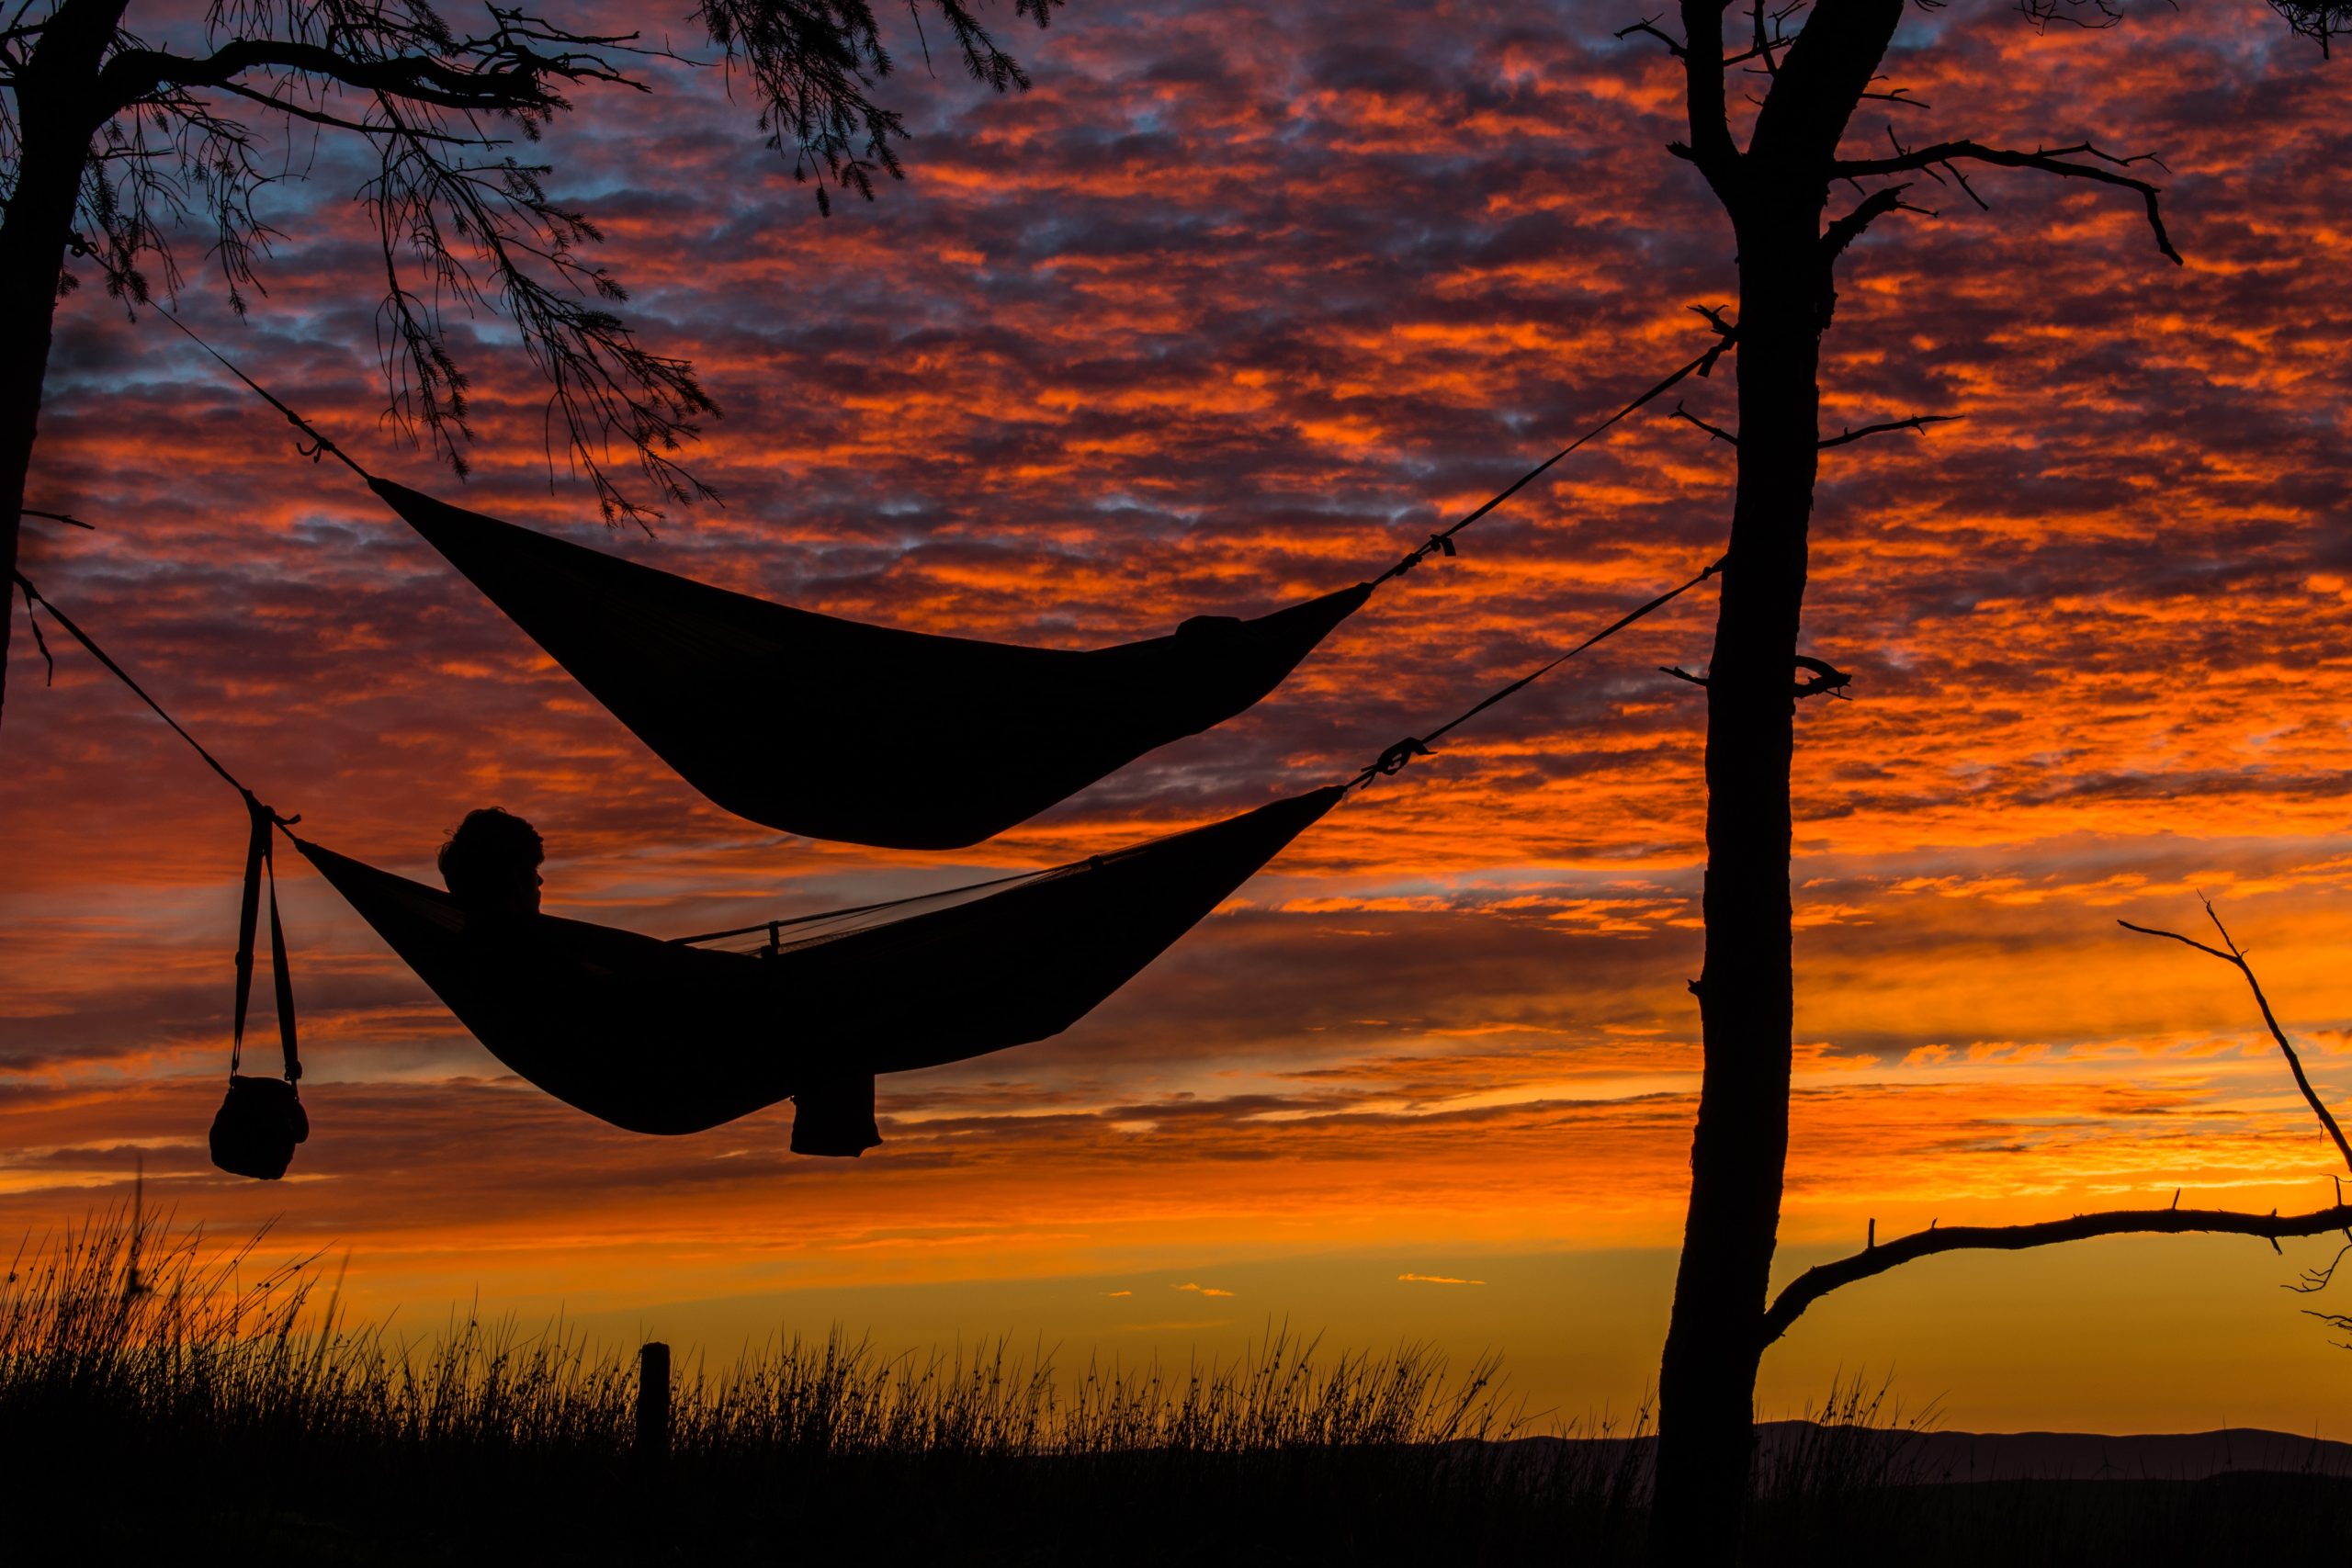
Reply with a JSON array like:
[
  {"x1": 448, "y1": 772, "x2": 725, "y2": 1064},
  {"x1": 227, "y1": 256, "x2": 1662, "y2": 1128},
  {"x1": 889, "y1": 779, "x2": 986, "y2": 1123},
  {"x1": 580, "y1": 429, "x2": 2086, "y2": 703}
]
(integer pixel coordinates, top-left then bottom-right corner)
[{"x1": 437, "y1": 807, "x2": 544, "y2": 915}]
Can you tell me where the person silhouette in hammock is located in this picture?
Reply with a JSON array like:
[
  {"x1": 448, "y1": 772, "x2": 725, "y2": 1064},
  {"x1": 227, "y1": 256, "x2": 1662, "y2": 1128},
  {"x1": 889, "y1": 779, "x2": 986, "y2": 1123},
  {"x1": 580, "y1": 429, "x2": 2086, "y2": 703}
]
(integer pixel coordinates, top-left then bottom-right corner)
[
  {"x1": 430, "y1": 805, "x2": 882, "y2": 1156},
  {"x1": 437, "y1": 807, "x2": 544, "y2": 916}
]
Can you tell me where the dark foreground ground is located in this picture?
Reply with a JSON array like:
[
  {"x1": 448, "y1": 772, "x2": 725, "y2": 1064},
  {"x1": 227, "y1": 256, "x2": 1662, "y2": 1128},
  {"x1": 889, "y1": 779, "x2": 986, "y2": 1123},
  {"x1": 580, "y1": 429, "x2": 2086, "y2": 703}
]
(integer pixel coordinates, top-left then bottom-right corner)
[
  {"x1": 11, "y1": 1424, "x2": 2352, "y2": 1564},
  {"x1": 9, "y1": 1219, "x2": 2347, "y2": 1564}
]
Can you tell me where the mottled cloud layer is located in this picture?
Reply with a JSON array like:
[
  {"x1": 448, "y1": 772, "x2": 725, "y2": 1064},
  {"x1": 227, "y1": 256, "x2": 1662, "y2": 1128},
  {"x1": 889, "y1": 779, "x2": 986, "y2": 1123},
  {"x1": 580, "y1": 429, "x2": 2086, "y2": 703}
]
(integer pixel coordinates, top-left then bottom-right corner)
[{"x1": 3, "y1": 0, "x2": 2348, "y2": 1425}]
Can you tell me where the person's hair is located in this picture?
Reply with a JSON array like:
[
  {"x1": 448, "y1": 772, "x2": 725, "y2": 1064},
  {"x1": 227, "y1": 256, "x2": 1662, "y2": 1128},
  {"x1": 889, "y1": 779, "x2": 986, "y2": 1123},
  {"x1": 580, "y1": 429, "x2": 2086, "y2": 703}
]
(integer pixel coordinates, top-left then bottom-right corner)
[{"x1": 437, "y1": 808, "x2": 543, "y2": 905}]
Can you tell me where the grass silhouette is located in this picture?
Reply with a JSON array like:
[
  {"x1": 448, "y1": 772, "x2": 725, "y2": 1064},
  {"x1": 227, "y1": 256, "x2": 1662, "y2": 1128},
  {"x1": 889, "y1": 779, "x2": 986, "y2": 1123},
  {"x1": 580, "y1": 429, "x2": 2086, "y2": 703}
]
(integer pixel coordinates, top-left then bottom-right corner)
[
  {"x1": 0, "y1": 1203, "x2": 1603, "y2": 1562},
  {"x1": 7, "y1": 1203, "x2": 2352, "y2": 1564}
]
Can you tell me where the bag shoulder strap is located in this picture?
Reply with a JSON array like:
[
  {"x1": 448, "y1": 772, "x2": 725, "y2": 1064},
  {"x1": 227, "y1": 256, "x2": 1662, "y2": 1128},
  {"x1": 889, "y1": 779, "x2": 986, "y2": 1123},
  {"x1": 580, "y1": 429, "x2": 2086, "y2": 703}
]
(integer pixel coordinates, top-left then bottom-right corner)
[{"x1": 231, "y1": 795, "x2": 300, "y2": 1087}]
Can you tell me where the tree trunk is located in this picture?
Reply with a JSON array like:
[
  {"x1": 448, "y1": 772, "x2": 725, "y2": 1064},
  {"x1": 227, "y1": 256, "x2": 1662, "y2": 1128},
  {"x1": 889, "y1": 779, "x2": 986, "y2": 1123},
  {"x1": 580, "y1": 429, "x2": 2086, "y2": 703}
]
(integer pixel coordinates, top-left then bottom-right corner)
[
  {"x1": 1648, "y1": 204, "x2": 1825, "y2": 1563},
  {"x1": 1643, "y1": 0, "x2": 1910, "y2": 1551},
  {"x1": 0, "y1": 0, "x2": 126, "y2": 735}
]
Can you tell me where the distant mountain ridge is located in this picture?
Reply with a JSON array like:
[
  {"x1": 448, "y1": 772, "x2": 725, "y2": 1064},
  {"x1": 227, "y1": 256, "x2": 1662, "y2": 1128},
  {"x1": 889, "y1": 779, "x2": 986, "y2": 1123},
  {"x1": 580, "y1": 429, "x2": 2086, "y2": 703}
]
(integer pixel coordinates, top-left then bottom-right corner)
[
  {"x1": 1835, "y1": 1424, "x2": 2352, "y2": 1483},
  {"x1": 1504, "y1": 1423, "x2": 2352, "y2": 1484}
]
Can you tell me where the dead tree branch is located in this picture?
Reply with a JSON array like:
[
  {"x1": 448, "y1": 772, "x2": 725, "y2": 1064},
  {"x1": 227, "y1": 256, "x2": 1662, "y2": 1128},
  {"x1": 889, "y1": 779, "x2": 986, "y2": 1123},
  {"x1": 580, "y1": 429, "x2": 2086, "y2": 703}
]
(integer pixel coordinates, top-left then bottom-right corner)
[
  {"x1": 1817, "y1": 412, "x2": 1962, "y2": 449},
  {"x1": 1761, "y1": 900, "x2": 2352, "y2": 1345},
  {"x1": 1669, "y1": 400, "x2": 1738, "y2": 446},
  {"x1": 1792, "y1": 654, "x2": 1850, "y2": 699},
  {"x1": 1820, "y1": 182, "x2": 1929, "y2": 264},
  {"x1": 1761, "y1": 1201, "x2": 2352, "y2": 1346},
  {"x1": 1831, "y1": 139, "x2": 2181, "y2": 264},
  {"x1": 1615, "y1": 16, "x2": 1689, "y2": 58},
  {"x1": 2289, "y1": 1179, "x2": 2352, "y2": 1293},
  {"x1": 2120, "y1": 901, "x2": 2352, "y2": 1176}
]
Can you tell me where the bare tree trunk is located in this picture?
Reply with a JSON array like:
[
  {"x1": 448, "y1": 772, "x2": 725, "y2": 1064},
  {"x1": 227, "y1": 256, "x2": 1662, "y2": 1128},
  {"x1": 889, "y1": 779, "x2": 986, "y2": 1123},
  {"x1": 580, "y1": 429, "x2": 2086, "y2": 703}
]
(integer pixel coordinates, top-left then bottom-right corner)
[
  {"x1": 1648, "y1": 207, "x2": 1824, "y2": 1563},
  {"x1": 0, "y1": 0, "x2": 125, "y2": 736},
  {"x1": 1639, "y1": 3, "x2": 1915, "y2": 1554}
]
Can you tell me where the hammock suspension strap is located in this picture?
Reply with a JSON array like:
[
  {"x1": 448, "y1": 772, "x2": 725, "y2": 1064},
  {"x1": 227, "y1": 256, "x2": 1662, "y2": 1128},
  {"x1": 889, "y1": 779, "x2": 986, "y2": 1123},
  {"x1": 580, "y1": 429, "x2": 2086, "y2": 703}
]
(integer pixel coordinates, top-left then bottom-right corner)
[
  {"x1": 1351, "y1": 554, "x2": 1727, "y2": 789},
  {"x1": 14, "y1": 570, "x2": 301, "y2": 1085},
  {"x1": 159, "y1": 304, "x2": 1733, "y2": 599},
  {"x1": 1373, "y1": 311, "x2": 1738, "y2": 586},
  {"x1": 156, "y1": 306, "x2": 368, "y2": 479}
]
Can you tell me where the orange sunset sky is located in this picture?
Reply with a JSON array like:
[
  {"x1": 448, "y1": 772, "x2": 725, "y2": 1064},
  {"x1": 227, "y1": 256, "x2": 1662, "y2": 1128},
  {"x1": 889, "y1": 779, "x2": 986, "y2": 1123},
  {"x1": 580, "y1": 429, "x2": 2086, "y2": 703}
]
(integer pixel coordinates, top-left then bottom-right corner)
[{"x1": 5, "y1": 0, "x2": 2350, "y2": 1435}]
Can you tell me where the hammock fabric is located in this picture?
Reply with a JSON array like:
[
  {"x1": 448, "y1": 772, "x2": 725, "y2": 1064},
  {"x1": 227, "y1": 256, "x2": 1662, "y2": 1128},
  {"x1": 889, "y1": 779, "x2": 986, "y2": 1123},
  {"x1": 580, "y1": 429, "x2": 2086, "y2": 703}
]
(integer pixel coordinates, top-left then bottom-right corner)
[
  {"x1": 292, "y1": 785, "x2": 1342, "y2": 1142},
  {"x1": 375, "y1": 479, "x2": 1370, "y2": 851}
]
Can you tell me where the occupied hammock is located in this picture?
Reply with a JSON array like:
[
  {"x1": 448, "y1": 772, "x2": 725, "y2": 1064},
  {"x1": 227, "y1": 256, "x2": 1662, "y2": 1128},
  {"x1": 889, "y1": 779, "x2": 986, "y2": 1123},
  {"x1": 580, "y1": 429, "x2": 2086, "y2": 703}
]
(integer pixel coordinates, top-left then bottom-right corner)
[
  {"x1": 292, "y1": 787, "x2": 1343, "y2": 1151},
  {"x1": 188, "y1": 318, "x2": 1728, "y2": 851}
]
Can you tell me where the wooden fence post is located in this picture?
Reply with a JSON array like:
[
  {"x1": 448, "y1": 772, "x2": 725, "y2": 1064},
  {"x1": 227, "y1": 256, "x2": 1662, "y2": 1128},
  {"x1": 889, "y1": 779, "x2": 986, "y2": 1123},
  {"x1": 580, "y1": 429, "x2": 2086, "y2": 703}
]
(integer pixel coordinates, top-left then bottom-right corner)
[{"x1": 638, "y1": 1340, "x2": 672, "y2": 1471}]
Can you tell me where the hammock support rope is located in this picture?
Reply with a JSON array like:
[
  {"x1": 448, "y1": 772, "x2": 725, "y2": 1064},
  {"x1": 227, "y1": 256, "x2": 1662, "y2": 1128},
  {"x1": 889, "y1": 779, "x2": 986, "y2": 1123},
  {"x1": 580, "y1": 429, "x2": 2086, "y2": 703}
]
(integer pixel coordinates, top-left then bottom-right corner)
[
  {"x1": 1372, "y1": 311, "x2": 1737, "y2": 585},
  {"x1": 1351, "y1": 555, "x2": 1727, "y2": 786}
]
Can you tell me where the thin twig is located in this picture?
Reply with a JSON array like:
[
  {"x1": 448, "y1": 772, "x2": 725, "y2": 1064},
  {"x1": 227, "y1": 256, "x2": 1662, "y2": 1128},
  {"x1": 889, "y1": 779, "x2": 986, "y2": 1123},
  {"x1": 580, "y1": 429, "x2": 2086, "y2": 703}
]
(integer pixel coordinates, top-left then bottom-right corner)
[
  {"x1": 1668, "y1": 401, "x2": 1738, "y2": 446},
  {"x1": 1817, "y1": 413, "x2": 1962, "y2": 450},
  {"x1": 2120, "y1": 899, "x2": 2352, "y2": 1177},
  {"x1": 1831, "y1": 138, "x2": 2181, "y2": 265},
  {"x1": 1614, "y1": 17, "x2": 1688, "y2": 57}
]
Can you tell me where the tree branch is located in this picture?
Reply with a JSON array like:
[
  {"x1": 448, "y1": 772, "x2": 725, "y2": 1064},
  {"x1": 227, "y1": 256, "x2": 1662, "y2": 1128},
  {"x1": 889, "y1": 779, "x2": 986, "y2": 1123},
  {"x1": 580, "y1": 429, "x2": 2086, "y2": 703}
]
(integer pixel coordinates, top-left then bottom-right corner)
[
  {"x1": 1674, "y1": 0, "x2": 1739, "y2": 192},
  {"x1": 1614, "y1": 17, "x2": 1690, "y2": 58},
  {"x1": 92, "y1": 36, "x2": 589, "y2": 127},
  {"x1": 1747, "y1": 0, "x2": 1908, "y2": 170},
  {"x1": 2120, "y1": 901, "x2": 2352, "y2": 1178},
  {"x1": 1763, "y1": 899, "x2": 2352, "y2": 1346},
  {"x1": 1832, "y1": 139, "x2": 2181, "y2": 265},
  {"x1": 1669, "y1": 400, "x2": 1739, "y2": 446},
  {"x1": 1817, "y1": 412, "x2": 1961, "y2": 449},
  {"x1": 207, "y1": 76, "x2": 492, "y2": 143},
  {"x1": 1792, "y1": 653, "x2": 1850, "y2": 699},
  {"x1": 1820, "y1": 182, "x2": 1926, "y2": 264},
  {"x1": 1762, "y1": 1201, "x2": 2352, "y2": 1346},
  {"x1": 2267, "y1": 0, "x2": 2350, "y2": 56}
]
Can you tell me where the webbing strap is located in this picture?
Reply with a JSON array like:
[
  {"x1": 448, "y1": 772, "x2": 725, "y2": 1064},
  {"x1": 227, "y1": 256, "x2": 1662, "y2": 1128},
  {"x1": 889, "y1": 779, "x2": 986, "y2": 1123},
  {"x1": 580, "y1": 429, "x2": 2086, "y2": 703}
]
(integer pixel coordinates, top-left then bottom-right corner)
[
  {"x1": 13, "y1": 572, "x2": 283, "y2": 807},
  {"x1": 231, "y1": 796, "x2": 302, "y2": 1085},
  {"x1": 1353, "y1": 555, "x2": 1726, "y2": 788},
  {"x1": 14, "y1": 570, "x2": 301, "y2": 1086},
  {"x1": 153, "y1": 297, "x2": 1734, "y2": 613},
  {"x1": 1373, "y1": 318, "x2": 1737, "y2": 585},
  {"x1": 154, "y1": 307, "x2": 369, "y2": 480}
]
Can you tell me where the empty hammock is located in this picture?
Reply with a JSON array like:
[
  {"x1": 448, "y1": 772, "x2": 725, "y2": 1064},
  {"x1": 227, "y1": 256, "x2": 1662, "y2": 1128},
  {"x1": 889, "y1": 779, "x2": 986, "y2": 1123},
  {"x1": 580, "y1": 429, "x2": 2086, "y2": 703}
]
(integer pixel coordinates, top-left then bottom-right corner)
[
  {"x1": 292, "y1": 786, "x2": 1343, "y2": 1139},
  {"x1": 181, "y1": 311, "x2": 1728, "y2": 852},
  {"x1": 376, "y1": 478, "x2": 1366, "y2": 850}
]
